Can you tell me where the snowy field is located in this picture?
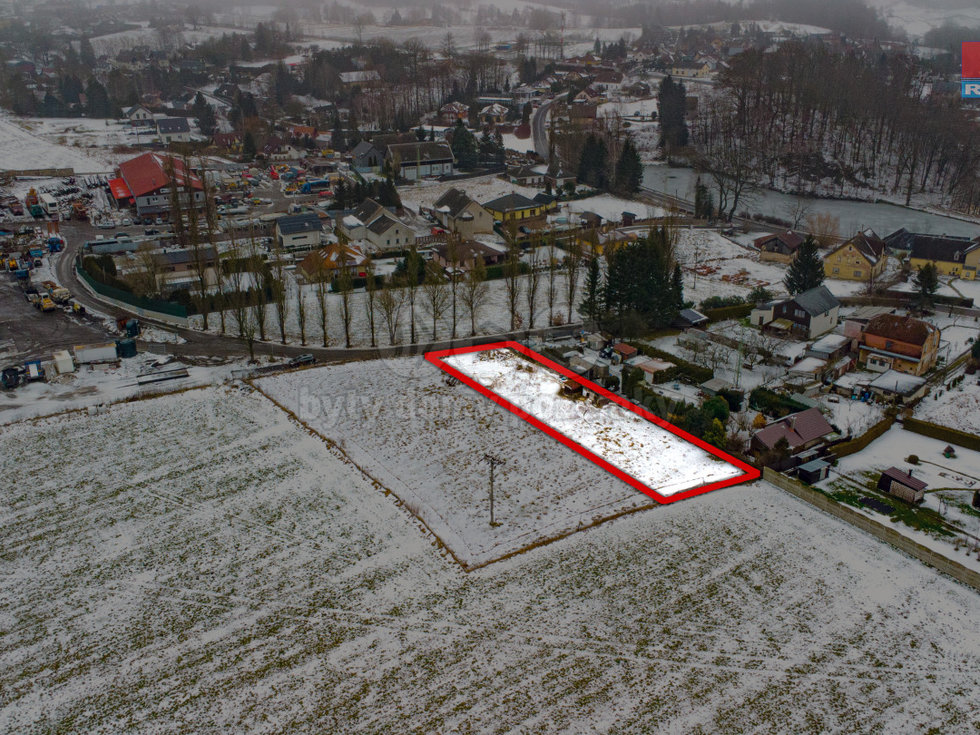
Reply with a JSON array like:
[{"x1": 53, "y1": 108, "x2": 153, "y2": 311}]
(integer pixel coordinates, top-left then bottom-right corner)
[
  {"x1": 2, "y1": 386, "x2": 980, "y2": 731},
  {"x1": 444, "y1": 347, "x2": 744, "y2": 497},
  {"x1": 258, "y1": 356, "x2": 658, "y2": 566},
  {"x1": 916, "y1": 371, "x2": 980, "y2": 436},
  {"x1": 0, "y1": 115, "x2": 118, "y2": 173}
]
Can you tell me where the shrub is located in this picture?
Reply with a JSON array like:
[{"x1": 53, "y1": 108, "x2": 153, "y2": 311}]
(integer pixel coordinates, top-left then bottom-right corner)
[
  {"x1": 700, "y1": 294, "x2": 745, "y2": 309},
  {"x1": 750, "y1": 387, "x2": 807, "y2": 418},
  {"x1": 906, "y1": 454, "x2": 919, "y2": 465}
]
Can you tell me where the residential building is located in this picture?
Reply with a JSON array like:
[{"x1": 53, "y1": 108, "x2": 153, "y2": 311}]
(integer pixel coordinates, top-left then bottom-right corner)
[
  {"x1": 858, "y1": 314, "x2": 940, "y2": 376},
  {"x1": 386, "y1": 141, "x2": 454, "y2": 181},
  {"x1": 276, "y1": 212, "x2": 324, "y2": 250},
  {"x1": 885, "y1": 229, "x2": 980, "y2": 280},
  {"x1": 351, "y1": 140, "x2": 385, "y2": 173},
  {"x1": 751, "y1": 407, "x2": 836, "y2": 456},
  {"x1": 116, "y1": 152, "x2": 205, "y2": 217},
  {"x1": 508, "y1": 165, "x2": 544, "y2": 187},
  {"x1": 430, "y1": 239, "x2": 506, "y2": 270},
  {"x1": 125, "y1": 104, "x2": 153, "y2": 126},
  {"x1": 765, "y1": 285, "x2": 841, "y2": 339},
  {"x1": 432, "y1": 188, "x2": 494, "y2": 238},
  {"x1": 298, "y1": 241, "x2": 368, "y2": 281},
  {"x1": 823, "y1": 230, "x2": 887, "y2": 281},
  {"x1": 439, "y1": 101, "x2": 470, "y2": 125},
  {"x1": 339, "y1": 198, "x2": 415, "y2": 252},
  {"x1": 149, "y1": 246, "x2": 218, "y2": 292},
  {"x1": 338, "y1": 70, "x2": 382, "y2": 88},
  {"x1": 156, "y1": 117, "x2": 192, "y2": 144},
  {"x1": 755, "y1": 230, "x2": 803, "y2": 264},
  {"x1": 482, "y1": 192, "x2": 546, "y2": 225},
  {"x1": 867, "y1": 370, "x2": 928, "y2": 404},
  {"x1": 479, "y1": 103, "x2": 509, "y2": 125}
]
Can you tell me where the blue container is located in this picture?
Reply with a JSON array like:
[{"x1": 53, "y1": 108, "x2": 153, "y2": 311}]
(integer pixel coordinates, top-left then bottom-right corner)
[{"x1": 116, "y1": 338, "x2": 137, "y2": 358}]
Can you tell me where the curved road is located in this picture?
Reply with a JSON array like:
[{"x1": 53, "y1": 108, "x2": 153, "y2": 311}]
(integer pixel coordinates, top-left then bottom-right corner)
[{"x1": 54, "y1": 221, "x2": 584, "y2": 363}]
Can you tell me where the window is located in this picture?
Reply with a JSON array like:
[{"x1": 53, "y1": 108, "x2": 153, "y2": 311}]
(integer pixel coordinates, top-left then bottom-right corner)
[
  {"x1": 853, "y1": 270, "x2": 862, "y2": 278},
  {"x1": 832, "y1": 267, "x2": 839, "y2": 274}
]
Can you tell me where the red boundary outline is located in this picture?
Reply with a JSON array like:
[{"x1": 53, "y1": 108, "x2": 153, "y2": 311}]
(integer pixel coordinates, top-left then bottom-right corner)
[{"x1": 425, "y1": 341, "x2": 760, "y2": 505}]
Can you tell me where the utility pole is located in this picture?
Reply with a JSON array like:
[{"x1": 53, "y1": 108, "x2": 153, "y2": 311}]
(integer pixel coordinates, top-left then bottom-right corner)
[{"x1": 482, "y1": 453, "x2": 505, "y2": 526}]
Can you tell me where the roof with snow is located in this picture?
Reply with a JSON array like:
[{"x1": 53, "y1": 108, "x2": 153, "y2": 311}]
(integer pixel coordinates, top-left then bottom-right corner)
[
  {"x1": 387, "y1": 141, "x2": 454, "y2": 163},
  {"x1": 863, "y1": 314, "x2": 937, "y2": 346},
  {"x1": 339, "y1": 70, "x2": 381, "y2": 84},
  {"x1": 868, "y1": 370, "x2": 927, "y2": 395},
  {"x1": 433, "y1": 188, "x2": 479, "y2": 218}
]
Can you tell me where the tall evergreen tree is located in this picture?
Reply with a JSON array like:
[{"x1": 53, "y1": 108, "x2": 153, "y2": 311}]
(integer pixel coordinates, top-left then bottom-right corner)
[
  {"x1": 783, "y1": 236, "x2": 825, "y2": 294},
  {"x1": 450, "y1": 120, "x2": 478, "y2": 170},
  {"x1": 912, "y1": 263, "x2": 939, "y2": 307},
  {"x1": 657, "y1": 75, "x2": 688, "y2": 153},
  {"x1": 577, "y1": 134, "x2": 608, "y2": 190},
  {"x1": 613, "y1": 136, "x2": 642, "y2": 194},
  {"x1": 579, "y1": 256, "x2": 604, "y2": 325}
]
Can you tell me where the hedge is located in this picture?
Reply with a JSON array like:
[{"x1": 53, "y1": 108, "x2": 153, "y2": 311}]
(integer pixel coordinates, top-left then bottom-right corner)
[
  {"x1": 703, "y1": 303, "x2": 754, "y2": 322},
  {"x1": 830, "y1": 415, "x2": 895, "y2": 458},
  {"x1": 902, "y1": 417, "x2": 980, "y2": 453},
  {"x1": 627, "y1": 341, "x2": 713, "y2": 384},
  {"x1": 750, "y1": 387, "x2": 807, "y2": 418}
]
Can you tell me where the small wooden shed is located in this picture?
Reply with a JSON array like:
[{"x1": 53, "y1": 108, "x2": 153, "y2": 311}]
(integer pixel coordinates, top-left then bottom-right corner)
[{"x1": 877, "y1": 467, "x2": 927, "y2": 504}]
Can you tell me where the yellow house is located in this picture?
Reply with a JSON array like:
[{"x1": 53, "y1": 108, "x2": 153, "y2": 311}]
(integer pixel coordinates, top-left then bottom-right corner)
[
  {"x1": 482, "y1": 193, "x2": 545, "y2": 224},
  {"x1": 824, "y1": 230, "x2": 888, "y2": 281},
  {"x1": 904, "y1": 233, "x2": 980, "y2": 280}
]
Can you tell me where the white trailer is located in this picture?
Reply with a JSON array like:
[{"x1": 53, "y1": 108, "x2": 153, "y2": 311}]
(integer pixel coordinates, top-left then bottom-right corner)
[
  {"x1": 40, "y1": 193, "x2": 58, "y2": 217},
  {"x1": 73, "y1": 343, "x2": 118, "y2": 364}
]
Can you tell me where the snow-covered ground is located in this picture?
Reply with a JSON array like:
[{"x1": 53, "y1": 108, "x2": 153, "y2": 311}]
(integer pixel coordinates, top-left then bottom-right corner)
[
  {"x1": 258, "y1": 355, "x2": 659, "y2": 566},
  {"x1": 2, "y1": 385, "x2": 980, "y2": 731},
  {"x1": 0, "y1": 115, "x2": 119, "y2": 173},
  {"x1": 444, "y1": 348, "x2": 743, "y2": 497},
  {"x1": 817, "y1": 424, "x2": 980, "y2": 574},
  {"x1": 399, "y1": 173, "x2": 540, "y2": 212},
  {"x1": 916, "y1": 370, "x2": 980, "y2": 436}
]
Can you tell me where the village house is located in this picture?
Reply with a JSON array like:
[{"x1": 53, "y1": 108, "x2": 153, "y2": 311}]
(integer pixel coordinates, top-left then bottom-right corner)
[
  {"x1": 125, "y1": 104, "x2": 154, "y2": 126},
  {"x1": 431, "y1": 188, "x2": 494, "y2": 238},
  {"x1": 755, "y1": 230, "x2": 803, "y2": 264},
  {"x1": 858, "y1": 314, "x2": 940, "y2": 376},
  {"x1": 479, "y1": 103, "x2": 509, "y2": 126},
  {"x1": 156, "y1": 117, "x2": 192, "y2": 145},
  {"x1": 760, "y1": 285, "x2": 841, "y2": 339},
  {"x1": 823, "y1": 230, "x2": 887, "y2": 281},
  {"x1": 115, "y1": 152, "x2": 205, "y2": 218},
  {"x1": 276, "y1": 212, "x2": 324, "y2": 251},
  {"x1": 386, "y1": 141, "x2": 455, "y2": 181},
  {"x1": 340, "y1": 199, "x2": 415, "y2": 252},
  {"x1": 482, "y1": 192, "x2": 546, "y2": 226},
  {"x1": 886, "y1": 229, "x2": 980, "y2": 280},
  {"x1": 298, "y1": 241, "x2": 368, "y2": 281},
  {"x1": 430, "y1": 239, "x2": 506, "y2": 271},
  {"x1": 751, "y1": 407, "x2": 836, "y2": 458},
  {"x1": 149, "y1": 246, "x2": 218, "y2": 293},
  {"x1": 439, "y1": 101, "x2": 470, "y2": 125},
  {"x1": 338, "y1": 70, "x2": 382, "y2": 89},
  {"x1": 351, "y1": 140, "x2": 385, "y2": 173},
  {"x1": 670, "y1": 60, "x2": 712, "y2": 78},
  {"x1": 507, "y1": 165, "x2": 544, "y2": 187}
]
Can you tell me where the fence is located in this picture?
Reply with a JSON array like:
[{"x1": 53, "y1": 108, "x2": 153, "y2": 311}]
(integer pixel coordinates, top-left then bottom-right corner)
[
  {"x1": 902, "y1": 417, "x2": 980, "y2": 453},
  {"x1": 763, "y1": 468, "x2": 980, "y2": 592},
  {"x1": 76, "y1": 258, "x2": 189, "y2": 327}
]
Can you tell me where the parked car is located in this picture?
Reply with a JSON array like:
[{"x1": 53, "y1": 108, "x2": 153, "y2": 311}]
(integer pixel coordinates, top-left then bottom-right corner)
[
  {"x1": 288, "y1": 354, "x2": 316, "y2": 368},
  {"x1": 144, "y1": 228, "x2": 160, "y2": 235}
]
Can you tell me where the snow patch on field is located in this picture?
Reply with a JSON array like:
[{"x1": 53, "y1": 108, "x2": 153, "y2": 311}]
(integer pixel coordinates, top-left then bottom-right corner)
[
  {"x1": 0, "y1": 115, "x2": 118, "y2": 172},
  {"x1": 444, "y1": 348, "x2": 742, "y2": 497}
]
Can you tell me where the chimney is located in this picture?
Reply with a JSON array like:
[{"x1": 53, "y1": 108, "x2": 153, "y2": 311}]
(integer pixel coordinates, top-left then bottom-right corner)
[{"x1": 908, "y1": 468, "x2": 912, "y2": 477}]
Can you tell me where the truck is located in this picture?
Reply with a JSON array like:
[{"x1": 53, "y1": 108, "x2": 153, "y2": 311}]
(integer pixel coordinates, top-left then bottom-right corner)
[
  {"x1": 39, "y1": 193, "x2": 57, "y2": 217},
  {"x1": 36, "y1": 295, "x2": 57, "y2": 312},
  {"x1": 300, "y1": 179, "x2": 332, "y2": 194},
  {"x1": 74, "y1": 343, "x2": 118, "y2": 364},
  {"x1": 40, "y1": 281, "x2": 70, "y2": 303}
]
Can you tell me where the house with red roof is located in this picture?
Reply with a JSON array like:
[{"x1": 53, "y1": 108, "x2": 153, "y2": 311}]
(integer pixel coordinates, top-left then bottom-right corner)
[
  {"x1": 116, "y1": 152, "x2": 205, "y2": 218},
  {"x1": 751, "y1": 407, "x2": 836, "y2": 458}
]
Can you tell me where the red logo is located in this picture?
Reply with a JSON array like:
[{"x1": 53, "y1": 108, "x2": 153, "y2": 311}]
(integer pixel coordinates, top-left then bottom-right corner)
[{"x1": 964, "y1": 42, "x2": 980, "y2": 79}]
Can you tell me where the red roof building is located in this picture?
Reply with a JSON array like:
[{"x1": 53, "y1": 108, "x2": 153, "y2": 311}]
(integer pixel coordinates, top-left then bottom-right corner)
[
  {"x1": 752, "y1": 407, "x2": 835, "y2": 455},
  {"x1": 117, "y1": 152, "x2": 204, "y2": 217}
]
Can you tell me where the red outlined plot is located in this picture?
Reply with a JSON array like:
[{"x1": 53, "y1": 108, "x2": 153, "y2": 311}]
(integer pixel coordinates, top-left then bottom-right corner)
[{"x1": 425, "y1": 341, "x2": 760, "y2": 504}]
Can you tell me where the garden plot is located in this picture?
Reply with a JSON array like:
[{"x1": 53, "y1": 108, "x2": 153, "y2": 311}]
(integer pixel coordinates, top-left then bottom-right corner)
[
  {"x1": 440, "y1": 346, "x2": 749, "y2": 500},
  {"x1": 917, "y1": 374, "x2": 980, "y2": 436},
  {"x1": 2, "y1": 387, "x2": 980, "y2": 732},
  {"x1": 258, "y1": 356, "x2": 666, "y2": 567}
]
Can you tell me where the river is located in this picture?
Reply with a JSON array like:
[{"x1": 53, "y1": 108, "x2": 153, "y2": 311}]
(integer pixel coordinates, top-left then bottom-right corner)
[{"x1": 642, "y1": 164, "x2": 980, "y2": 239}]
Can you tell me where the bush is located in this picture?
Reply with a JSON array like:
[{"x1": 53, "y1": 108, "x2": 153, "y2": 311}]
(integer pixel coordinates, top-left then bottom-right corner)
[
  {"x1": 602, "y1": 375, "x2": 620, "y2": 392},
  {"x1": 906, "y1": 454, "x2": 919, "y2": 465},
  {"x1": 750, "y1": 387, "x2": 807, "y2": 418},
  {"x1": 719, "y1": 387, "x2": 744, "y2": 412},
  {"x1": 702, "y1": 303, "x2": 754, "y2": 322},
  {"x1": 700, "y1": 294, "x2": 745, "y2": 309}
]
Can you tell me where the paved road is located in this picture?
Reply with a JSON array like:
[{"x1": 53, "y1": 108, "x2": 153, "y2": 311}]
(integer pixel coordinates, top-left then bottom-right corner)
[{"x1": 531, "y1": 99, "x2": 555, "y2": 162}]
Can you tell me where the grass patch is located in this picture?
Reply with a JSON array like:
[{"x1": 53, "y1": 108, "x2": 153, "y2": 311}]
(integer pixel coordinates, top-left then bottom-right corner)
[{"x1": 820, "y1": 477, "x2": 953, "y2": 537}]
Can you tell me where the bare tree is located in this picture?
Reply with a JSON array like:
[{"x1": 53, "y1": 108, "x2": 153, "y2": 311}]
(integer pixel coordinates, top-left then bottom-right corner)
[
  {"x1": 564, "y1": 237, "x2": 583, "y2": 324},
  {"x1": 314, "y1": 270, "x2": 330, "y2": 347},
  {"x1": 503, "y1": 242, "x2": 522, "y2": 331},
  {"x1": 295, "y1": 280, "x2": 308, "y2": 346},
  {"x1": 227, "y1": 241, "x2": 257, "y2": 361},
  {"x1": 364, "y1": 256, "x2": 378, "y2": 348},
  {"x1": 401, "y1": 245, "x2": 422, "y2": 344},
  {"x1": 421, "y1": 261, "x2": 450, "y2": 340},
  {"x1": 524, "y1": 244, "x2": 541, "y2": 330},
  {"x1": 545, "y1": 235, "x2": 559, "y2": 326},
  {"x1": 336, "y1": 263, "x2": 354, "y2": 348},
  {"x1": 461, "y1": 257, "x2": 489, "y2": 337},
  {"x1": 132, "y1": 243, "x2": 162, "y2": 297},
  {"x1": 378, "y1": 281, "x2": 404, "y2": 345},
  {"x1": 806, "y1": 212, "x2": 841, "y2": 249},
  {"x1": 270, "y1": 242, "x2": 289, "y2": 344},
  {"x1": 246, "y1": 233, "x2": 267, "y2": 341},
  {"x1": 446, "y1": 233, "x2": 461, "y2": 339},
  {"x1": 186, "y1": 156, "x2": 212, "y2": 330}
]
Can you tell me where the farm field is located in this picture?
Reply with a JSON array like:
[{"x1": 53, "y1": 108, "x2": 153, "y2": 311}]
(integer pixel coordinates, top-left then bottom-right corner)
[
  {"x1": 1, "y1": 385, "x2": 979, "y2": 732},
  {"x1": 0, "y1": 115, "x2": 119, "y2": 172}
]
